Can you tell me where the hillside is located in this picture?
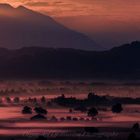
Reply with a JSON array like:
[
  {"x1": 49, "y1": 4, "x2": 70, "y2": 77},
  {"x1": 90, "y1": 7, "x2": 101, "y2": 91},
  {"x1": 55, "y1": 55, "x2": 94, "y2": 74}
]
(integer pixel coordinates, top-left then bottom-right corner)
[
  {"x1": 0, "y1": 4, "x2": 97, "y2": 50},
  {"x1": 0, "y1": 41, "x2": 139, "y2": 79}
]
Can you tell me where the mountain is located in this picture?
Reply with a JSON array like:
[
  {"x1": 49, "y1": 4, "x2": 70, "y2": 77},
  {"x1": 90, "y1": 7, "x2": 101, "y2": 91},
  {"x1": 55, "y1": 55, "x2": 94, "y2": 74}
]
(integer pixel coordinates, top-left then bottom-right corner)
[
  {"x1": 0, "y1": 4, "x2": 97, "y2": 50},
  {"x1": 56, "y1": 15, "x2": 140, "y2": 49},
  {"x1": 0, "y1": 41, "x2": 139, "y2": 79}
]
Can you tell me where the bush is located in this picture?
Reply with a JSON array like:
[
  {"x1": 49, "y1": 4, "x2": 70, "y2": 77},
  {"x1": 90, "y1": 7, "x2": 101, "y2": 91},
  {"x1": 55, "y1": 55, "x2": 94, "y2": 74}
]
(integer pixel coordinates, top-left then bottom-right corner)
[
  {"x1": 88, "y1": 107, "x2": 98, "y2": 117},
  {"x1": 34, "y1": 107, "x2": 47, "y2": 114},
  {"x1": 22, "y1": 106, "x2": 32, "y2": 114},
  {"x1": 132, "y1": 123, "x2": 139, "y2": 131},
  {"x1": 112, "y1": 103, "x2": 123, "y2": 113}
]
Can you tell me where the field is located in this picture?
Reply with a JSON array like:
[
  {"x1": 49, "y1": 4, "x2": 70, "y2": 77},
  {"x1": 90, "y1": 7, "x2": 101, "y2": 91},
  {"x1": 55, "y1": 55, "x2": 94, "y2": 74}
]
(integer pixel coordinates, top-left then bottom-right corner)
[{"x1": 0, "y1": 80, "x2": 140, "y2": 140}]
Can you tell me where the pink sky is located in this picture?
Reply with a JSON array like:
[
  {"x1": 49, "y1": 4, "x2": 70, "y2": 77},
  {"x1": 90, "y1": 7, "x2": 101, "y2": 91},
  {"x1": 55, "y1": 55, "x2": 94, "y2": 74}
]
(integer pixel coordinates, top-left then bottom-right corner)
[
  {"x1": 0, "y1": 0, "x2": 140, "y2": 17},
  {"x1": 0, "y1": 0, "x2": 140, "y2": 48}
]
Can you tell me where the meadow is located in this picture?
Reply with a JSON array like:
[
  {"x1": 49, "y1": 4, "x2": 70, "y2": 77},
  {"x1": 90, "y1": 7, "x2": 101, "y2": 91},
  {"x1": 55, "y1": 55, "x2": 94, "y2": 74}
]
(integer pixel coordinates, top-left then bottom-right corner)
[{"x1": 0, "y1": 80, "x2": 139, "y2": 140}]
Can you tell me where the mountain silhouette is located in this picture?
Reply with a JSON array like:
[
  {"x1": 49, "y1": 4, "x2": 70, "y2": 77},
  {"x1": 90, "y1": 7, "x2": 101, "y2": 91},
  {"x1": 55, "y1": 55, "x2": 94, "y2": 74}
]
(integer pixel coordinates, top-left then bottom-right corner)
[
  {"x1": 0, "y1": 41, "x2": 139, "y2": 79},
  {"x1": 0, "y1": 3, "x2": 97, "y2": 50}
]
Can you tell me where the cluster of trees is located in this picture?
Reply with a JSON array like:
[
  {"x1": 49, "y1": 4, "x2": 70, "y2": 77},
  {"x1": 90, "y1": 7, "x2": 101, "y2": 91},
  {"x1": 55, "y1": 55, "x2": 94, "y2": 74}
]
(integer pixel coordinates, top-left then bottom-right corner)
[
  {"x1": 2, "y1": 93, "x2": 125, "y2": 121},
  {"x1": 127, "y1": 123, "x2": 140, "y2": 140},
  {"x1": 87, "y1": 103, "x2": 123, "y2": 119},
  {"x1": 30, "y1": 88, "x2": 53, "y2": 93},
  {"x1": 52, "y1": 92, "x2": 140, "y2": 108},
  {"x1": 0, "y1": 97, "x2": 20, "y2": 104},
  {"x1": 26, "y1": 96, "x2": 47, "y2": 105},
  {"x1": 22, "y1": 106, "x2": 48, "y2": 120},
  {"x1": 22, "y1": 106, "x2": 48, "y2": 114},
  {"x1": 0, "y1": 88, "x2": 27, "y2": 95},
  {"x1": 0, "y1": 96, "x2": 48, "y2": 106},
  {"x1": 52, "y1": 93, "x2": 124, "y2": 115},
  {"x1": 21, "y1": 103, "x2": 123, "y2": 122}
]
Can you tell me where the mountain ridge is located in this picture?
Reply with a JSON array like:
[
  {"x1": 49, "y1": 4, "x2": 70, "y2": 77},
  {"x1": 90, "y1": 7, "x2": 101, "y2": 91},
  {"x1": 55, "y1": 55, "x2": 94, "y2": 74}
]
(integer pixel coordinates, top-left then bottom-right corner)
[
  {"x1": 0, "y1": 41, "x2": 139, "y2": 79},
  {"x1": 0, "y1": 3, "x2": 97, "y2": 50}
]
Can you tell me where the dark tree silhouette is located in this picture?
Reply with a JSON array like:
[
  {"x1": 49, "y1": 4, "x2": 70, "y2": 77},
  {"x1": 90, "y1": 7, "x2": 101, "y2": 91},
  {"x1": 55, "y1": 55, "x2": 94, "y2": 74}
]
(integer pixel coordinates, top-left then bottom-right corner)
[
  {"x1": 112, "y1": 103, "x2": 123, "y2": 113},
  {"x1": 33, "y1": 98, "x2": 38, "y2": 104},
  {"x1": 13, "y1": 97, "x2": 20, "y2": 103},
  {"x1": 61, "y1": 94, "x2": 65, "y2": 98},
  {"x1": 60, "y1": 117, "x2": 65, "y2": 121},
  {"x1": 88, "y1": 92, "x2": 96, "y2": 100},
  {"x1": 41, "y1": 96, "x2": 46, "y2": 104},
  {"x1": 34, "y1": 107, "x2": 47, "y2": 114},
  {"x1": 6, "y1": 97, "x2": 11, "y2": 103},
  {"x1": 88, "y1": 107, "x2": 98, "y2": 117},
  {"x1": 79, "y1": 117, "x2": 85, "y2": 121},
  {"x1": 47, "y1": 101, "x2": 52, "y2": 106},
  {"x1": 132, "y1": 123, "x2": 139, "y2": 131},
  {"x1": 28, "y1": 97, "x2": 32, "y2": 103},
  {"x1": 128, "y1": 132, "x2": 137, "y2": 140},
  {"x1": 69, "y1": 108, "x2": 73, "y2": 113},
  {"x1": 74, "y1": 106, "x2": 87, "y2": 112},
  {"x1": 0, "y1": 98, "x2": 2, "y2": 104},
  {"x1": 50, "y1": 116, "x2": 58, "y2": 121},
  {"x1": 66, "y1": 116, "x2": 72, "y2": 121},
  {"x1": 73, "y1": 117, "x2": 78, "y2": 121},
  {"x1": 22, "y1": 106, "x2": 32, "y2": 114},
  {"x1": 30, "y1": 114, "x2": 46, "y2": 120}
]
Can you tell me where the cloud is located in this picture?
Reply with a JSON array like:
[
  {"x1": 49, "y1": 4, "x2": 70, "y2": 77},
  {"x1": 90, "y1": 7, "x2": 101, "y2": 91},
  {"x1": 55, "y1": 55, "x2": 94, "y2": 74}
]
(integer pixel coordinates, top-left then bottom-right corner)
[
  {"x1": 25, "y1": 2, "x2": 48, "y2": 7},
  {"x1": 0, "y1": 0, "x2": 140, "y2": 17}
]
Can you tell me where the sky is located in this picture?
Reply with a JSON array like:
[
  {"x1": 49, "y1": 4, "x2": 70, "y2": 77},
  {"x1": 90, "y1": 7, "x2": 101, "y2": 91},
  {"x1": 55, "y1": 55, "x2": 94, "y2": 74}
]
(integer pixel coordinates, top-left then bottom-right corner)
[
  {"x1": 0, "y1": 0, "x2": 140, "y2": 48},
  {"x1": 0, "y1": 0, "x2": 140, "y2": 17}
]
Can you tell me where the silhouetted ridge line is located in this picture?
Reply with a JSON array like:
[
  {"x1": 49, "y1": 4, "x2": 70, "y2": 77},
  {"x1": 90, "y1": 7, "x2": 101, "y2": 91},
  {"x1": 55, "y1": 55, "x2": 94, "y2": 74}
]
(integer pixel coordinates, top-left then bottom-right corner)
[
  {"x1": 0, "y1": 41, "x2": 139, "y2": 79},
  {"x1": 0, "y1": 3, "x2": 97, "y2": 50}
]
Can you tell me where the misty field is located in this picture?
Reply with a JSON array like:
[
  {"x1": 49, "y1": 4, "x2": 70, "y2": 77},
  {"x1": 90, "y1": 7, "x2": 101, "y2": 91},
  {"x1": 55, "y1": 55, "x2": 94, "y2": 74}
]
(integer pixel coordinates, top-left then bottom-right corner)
[{"x1": 0, "y1": 80, "x2": 140, "y2": 140}]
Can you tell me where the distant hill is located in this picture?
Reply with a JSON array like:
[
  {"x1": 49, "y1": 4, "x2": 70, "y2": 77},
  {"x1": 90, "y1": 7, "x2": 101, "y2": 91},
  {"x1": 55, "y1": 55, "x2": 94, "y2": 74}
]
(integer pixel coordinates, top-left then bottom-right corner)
[
  {"x1": 0, "y1": 41, "x2": 140, "y2": 79},
  {"x1": 0, "y1": 4, "x2": 97, "y2": 50},
  {"x1": 56, "y1": 15, "x2": 140, "y2": 49}
]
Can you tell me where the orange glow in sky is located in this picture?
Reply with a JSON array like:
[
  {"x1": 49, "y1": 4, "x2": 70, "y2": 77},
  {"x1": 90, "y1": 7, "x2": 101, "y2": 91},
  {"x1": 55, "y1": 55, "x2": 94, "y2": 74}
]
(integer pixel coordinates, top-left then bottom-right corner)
[
  {"x1": 0, "y1": 0, "x2": 140, "y2": 17},
  {"x1": 0, "y1": 0, "x2": 140, "y2": 48}
]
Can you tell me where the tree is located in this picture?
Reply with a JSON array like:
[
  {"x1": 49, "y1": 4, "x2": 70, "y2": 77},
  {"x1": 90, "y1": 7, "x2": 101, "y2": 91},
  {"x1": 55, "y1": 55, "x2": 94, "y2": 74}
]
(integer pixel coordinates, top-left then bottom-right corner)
[
  {"x1": 0, "y1": 98, "x2": 2, "y2": 104},
  {"x1": 69, "y1": 109, "x2": 73, "y2": 113},
  {"x1": 74, "y1": 106, "x2": 87, "y2": 112},
  {"x1": 61, "y1": 94, "x2": 65, "y2": 98},
  {"x1": 13, "y1": 97, "x2": 20, "y2": 103},
  {"x1": 50, "y1": 116, "x2": 58, "y2": 121},
  {"x1": 6, "y1": 97, "x2": 11, "y2": 103},
  {"x1": 33, "y1": 98, "x2": 38, "y2": 104},
  {"x1": 41, "y1": 96, "x2": 46, "y2": 104},
  {"x1": 66, "y1": 116, "x2": 72, "y2": 121},
  {"x1": 88, "y1": 107, "x2": 98, "y2": 117},
  {"x1": 60, "y1": 117, "x2": 65, "y2": 121},
  {"x1": 132, "y1": 123, "x2": 139, "y2": 131},
  {"x1": 112, "y1": 103, "x2": 123, "y2": 113},
  {"x1": 34, "y1": 107, "x2": 47, "y2": 114},
  {"x1": 22, "y1": 106, "x2": 32, "y2": 114},
  {"x1": 30, "y1": 114, "x2": 46, "y2": 121},
  {"x1": 88, "y1": 92, "x2": 95, "y2": 100}
]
